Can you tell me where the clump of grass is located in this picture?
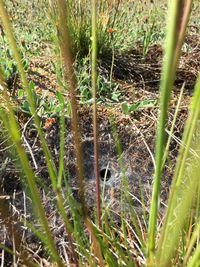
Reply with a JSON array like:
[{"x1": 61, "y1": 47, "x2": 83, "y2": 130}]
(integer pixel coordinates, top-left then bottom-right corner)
[
  {"x1": 49, "y1": 0, "x2": 124, "y2": 59},
  {"x1": 50, "y1": 0, "x2": 166, "y2": 59}
]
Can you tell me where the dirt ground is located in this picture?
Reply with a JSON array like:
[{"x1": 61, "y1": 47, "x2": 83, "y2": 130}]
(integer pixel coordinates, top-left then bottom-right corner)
[{"x1": 0, "y1": 32, "x2": 199, "y2": 265}]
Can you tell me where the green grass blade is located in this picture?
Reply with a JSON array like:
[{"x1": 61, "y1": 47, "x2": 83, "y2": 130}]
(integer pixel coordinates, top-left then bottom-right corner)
[
  {"x1": 184, "y1": 221, "x2": 200, "y2": 265},
  {"x1": 187, "y1": 240, "x2": 200, "y2": 267},
  {"x1": 0, "y1": 0, "x2": 58, "y2": 190},
  {"x1": 156, "y1": 73, "x2": 200, "y2": 266},
  {"x1": 162, "y1": 83, "x2": 184, "y2": 169},
  {"x1": 57, "y1": 93, "x2": 65, "y2": 188},
  {"x1": 0, "y1": 80, "x2": 64, "y2": 266},
  {"x1": 147, "y1": 1, "x2": 192, "y2": 262},
  {"x1": 91, "y1": 0, "x2": 101, "y2": 226}
]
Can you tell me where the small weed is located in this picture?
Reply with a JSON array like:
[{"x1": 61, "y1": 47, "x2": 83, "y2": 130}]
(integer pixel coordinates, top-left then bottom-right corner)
[
  {"x1": 76, "y1": 57, "x2": 121, "y2": 104},
  {"x1": 17, "y1": 81, "x2": 69, "y2": 118},
  {"x1": 121, "y1": 99, "x2": 157, "y2": 115}
]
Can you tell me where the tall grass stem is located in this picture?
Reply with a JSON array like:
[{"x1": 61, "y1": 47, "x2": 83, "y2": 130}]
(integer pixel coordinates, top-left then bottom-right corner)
[
  {"x1": 56, "y1": 0, "x2": 87, "y2": 215},
  {"x1": 91, "y1": 0, "x2": 101, "y2": 226},
  {"x1": 147, "y1": 1, "x2": 192, "y2": 263}
]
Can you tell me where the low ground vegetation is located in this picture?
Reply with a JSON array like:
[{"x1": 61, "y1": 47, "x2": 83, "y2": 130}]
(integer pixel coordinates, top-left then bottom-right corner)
[{"x1": 0, "y1": 0, "x2": 200, "y2": 266}]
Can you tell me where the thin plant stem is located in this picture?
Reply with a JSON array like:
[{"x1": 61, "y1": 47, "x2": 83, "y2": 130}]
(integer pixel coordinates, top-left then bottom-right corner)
[
  {"x1": 157, "y1": 73, "x2": 200, "y2": 266},
  {"x1": 184, "y1": 223, "x2": 200, "y2": 265},
  {"x1": 0, "y1": 75, "x2": 64, "y2": 266},
  {"x1": 55, "y1": 11, "x2": 103, "y2": 265},
  {"x1": 57, "y1": 94, "x2": 65, "y2": 188},
  {"x1": 0, "y1": 179, "x2": 36, "y2": 266},
  {"x1": 56, "y1": 0, "x2": 87, "y2": 215},
  {"x1": 186, "y1": 221, "x2": 200, "y2": 267},
  {"x1": 162, "y1": 83, "x2": 185, "y2": 169},
  {"x1": 109, "y1": 39, "x2": 115, "y2": 86},
  {"x1": 147, "y1": 1, "x2": 192, "y2": 264},
  {"x1": 0, "y1": 2, "x2": 78, "y2": 264},
  {"x1": 187, "y1": 244, "x2": 200, "y2": 267},
  {"x1": 91, "y1": 0, "x2": 101, "y2": 227},
  {"x1": 56, "y1": 189, "x2": 80, "y2": 267},
  {"x1": 0, "y1": 0, "x2": 57, "y2": 190},
  {"x1": 85, "y1": 219, "x2": 105, "y2": 267}
]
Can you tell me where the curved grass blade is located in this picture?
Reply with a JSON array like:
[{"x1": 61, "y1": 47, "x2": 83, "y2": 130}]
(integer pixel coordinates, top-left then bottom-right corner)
[
  {"x1": 147, "y1": 1, "x2": 192, "y2": 263},
  {"x1": 0, "y1": 2, "x2": 78, "y2": 264},
  {"x1": 0, "y1": 0, "x2": 58, "y2": 190},
  {"x1": 0, "y1": 72, "x2": 65, "y2": 266},
  {"x1": 156, "y1": 74, "x2": 200, "y2": 266}
]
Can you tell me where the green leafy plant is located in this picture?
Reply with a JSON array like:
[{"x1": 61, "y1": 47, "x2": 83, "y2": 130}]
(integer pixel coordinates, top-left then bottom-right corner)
[
  {"x1": 17, "y1": 81, "x2": 70, "y2": 118},
  {"x1": 121, "y1": 99, "x2": 157, "y2": 115},
  {"x1": 76, "y1": 56, "x2": 121, "y2": 104},
  {"x1": 3, "y1": 0, "x2": 53, "y2": 56}
]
